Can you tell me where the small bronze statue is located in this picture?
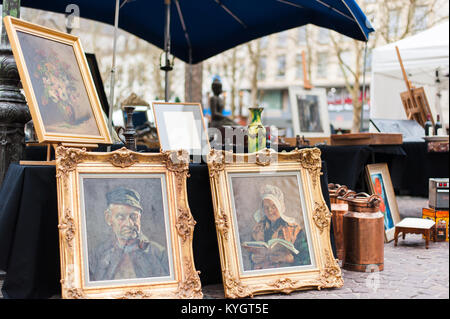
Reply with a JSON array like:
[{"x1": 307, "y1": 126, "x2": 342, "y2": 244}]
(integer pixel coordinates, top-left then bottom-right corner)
[{"x1": 209, "y1": 76, "x2": 235, "y2": 128}]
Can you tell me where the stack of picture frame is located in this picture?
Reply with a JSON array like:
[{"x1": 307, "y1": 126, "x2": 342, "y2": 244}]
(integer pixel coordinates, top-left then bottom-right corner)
[{"x1": 5, "y1": 16, "x2": 343, "y2": 298}]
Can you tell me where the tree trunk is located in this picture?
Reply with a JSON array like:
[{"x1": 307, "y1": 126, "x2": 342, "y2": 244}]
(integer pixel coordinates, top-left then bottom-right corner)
[
  {"x1": 184, "y1": 62, "x2": 203, "y2": 104},
  {"x1": 351, "y1": 88, "x2": 362, "y2": 133},
  {"x1": 247, "y1": 42, "x2": 260, "y2": 108}
]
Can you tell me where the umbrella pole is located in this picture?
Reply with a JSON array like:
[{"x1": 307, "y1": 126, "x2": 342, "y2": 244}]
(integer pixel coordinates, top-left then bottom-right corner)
[
  {"x1": 164, "y1": 0, "x2": 171, "y2": 102},
  {"x1": 360, "y1": 41, "x2": 368, "y2": 132},
  {"x1": 108, "y1": 0, "x2": 120, "y2": 150}
]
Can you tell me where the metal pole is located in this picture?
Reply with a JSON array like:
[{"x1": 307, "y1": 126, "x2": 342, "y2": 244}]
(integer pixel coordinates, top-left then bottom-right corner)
[
  {"x1": 107, "y1": 0, "x2": 120, "y2": 150},
  {"x1": 188, "y1": 49, "x2": 193, "y2": 102},
  {"x1": 164, "y1": 0, "x2": 171, "y2": 102},
  {"x1": 360, "y1": 41, "x2": 368, "y2": 132}
]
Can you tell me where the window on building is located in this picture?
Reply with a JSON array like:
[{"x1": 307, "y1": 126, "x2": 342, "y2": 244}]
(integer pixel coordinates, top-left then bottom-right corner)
[
  {"x1": 317, "y1": 28, "x2": 330, "y2": 44},
  {"x1": 388, "y1": 9, "x2": 400, "y2": 39},
  {"x1": 260, "y1": 90, "x2": 283, "y2": 110},
  {"x1": 298, "y1": 26, "x2": 307, "y2": 44},
  {"x1": 258, "y1": 56, "x2": 267, "y2": 81},
  {"x1": 277, "y1": 55, "x2": 286, "y2": 78},
  {"x1": 277, "y1": 31, "x2": 288, "y2": 47},
  {"x1": 317, "y1": 52, "x2": 328, "y2": 78},
  {"x1": 296, "y1": 54, "x2": 304, "y2": 79},
  {"x1": 413, "y1": 6, "x2": 428, "y2": 33}
]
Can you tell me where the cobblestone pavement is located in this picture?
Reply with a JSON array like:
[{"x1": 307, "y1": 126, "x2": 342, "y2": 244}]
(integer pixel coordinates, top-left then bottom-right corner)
[
  {"x1": 1, "y1": 196, "x2": 448, "y2": 299},
  {"x1": 202, "y1": 235, "x2": 449, "y2": 299}
]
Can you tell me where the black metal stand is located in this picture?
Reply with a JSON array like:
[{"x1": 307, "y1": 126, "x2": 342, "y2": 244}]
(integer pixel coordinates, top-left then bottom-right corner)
[{"x1": 0, "y1": 1, "x2": 32, "y2": 185}]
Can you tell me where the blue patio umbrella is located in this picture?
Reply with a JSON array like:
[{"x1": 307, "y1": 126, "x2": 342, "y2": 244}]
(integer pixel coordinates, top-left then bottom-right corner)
[
  {"x1": 4, "y1": 0, "x2": 374, "y2": 131},
  {"x1": 12, "y1": 0, "x2": 374, "y2": 64}
]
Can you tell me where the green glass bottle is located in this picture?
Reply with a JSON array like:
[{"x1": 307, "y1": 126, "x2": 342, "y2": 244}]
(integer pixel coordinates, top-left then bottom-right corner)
[{"x1": 247, "y1": 107, "x2": 266, "y2": 153}]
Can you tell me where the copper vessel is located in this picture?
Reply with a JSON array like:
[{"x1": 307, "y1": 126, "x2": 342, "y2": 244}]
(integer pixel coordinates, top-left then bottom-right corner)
[
  {"x1": 342, "y1": 193, "x2": 384, "y2": 272},
  {"x1": 328, "y1": 183, "x2": 341, "y2": 204},
  {"x1": 332, "y1": 187, "x2": 356, "y2": 260}
]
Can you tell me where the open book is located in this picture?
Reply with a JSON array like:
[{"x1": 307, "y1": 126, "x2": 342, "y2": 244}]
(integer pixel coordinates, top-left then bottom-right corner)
[{"x1": 242, "y1": 238, "x2": 299, "y2": 255}]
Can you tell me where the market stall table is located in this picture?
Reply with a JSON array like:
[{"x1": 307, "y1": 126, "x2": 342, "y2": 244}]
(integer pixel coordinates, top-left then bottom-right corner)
[{"x1": 0, "y1": 161, "x2": 333, "y2": 299}]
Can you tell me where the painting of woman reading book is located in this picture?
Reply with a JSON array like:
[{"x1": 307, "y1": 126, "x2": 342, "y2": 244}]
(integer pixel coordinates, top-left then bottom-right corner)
[{"x1": 230, "y1": 175, "x2": 313, "y2": 273}]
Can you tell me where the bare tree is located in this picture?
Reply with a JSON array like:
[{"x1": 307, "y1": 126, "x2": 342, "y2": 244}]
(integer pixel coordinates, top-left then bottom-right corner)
[
  {"x1": 331, "y1": 0, "x2": 448, "y2": 132},
  {"x1": 247, "y1": 39, "x2": 262, "y2": 108}
]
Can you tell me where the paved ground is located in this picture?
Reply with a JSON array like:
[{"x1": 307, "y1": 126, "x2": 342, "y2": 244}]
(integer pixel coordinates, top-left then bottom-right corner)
[{"x1": 1, "y1": 196, "x2": 448, "y2": 299}]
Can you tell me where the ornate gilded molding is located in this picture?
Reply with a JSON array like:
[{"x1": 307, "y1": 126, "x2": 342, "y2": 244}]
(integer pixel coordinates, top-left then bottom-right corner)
[
  {"x1": 255, "y1": 148, "x2": 274, "y2": 166},
  {"x1": 163, "y1": 149, "x2": 190, "y2": 174},
  {"x1": 55, "y1": 147, "x2": 202, "y2": 298},
  {"x1": 176, "y1": 208, "x2": 196, "y2": 242},
  {"x1": 108, "y1": 147, "x2": 138, "y2": 168},
  {"x1": 313, "y1": 202, "x2": 332, "y2": 233},
  {"x1": 207, "y1": 149, "x2": 225, "y2": 178},
  {"x1": 215, "y1": 208, "x2": 230, "y2": 240},
  {"x1": 207, "y1": 148, "x2": 342, "y2": 297},
  {"x1": 55, "y1": 146, "x2": 87, "y2": 178},
  {"x1": 176, "y1": 258, "x2": 203, "y2": 299},
  {"x1": 58, "y1": 208, "x2": 76, "y2": 248},
  {"x1": 65, "y1": 288, "x2": 86, "y2": 299},
  {"x1": 319, "y1": 252, "x2": 344, "y2": 289},
  {"x1": 119, "y1": 289, "x2": 152, "y2": 299},
  {"x1": 223, "y1": 270, "x2": 252, "y2": 299},
  {"x1": 296, "y1": 148, "x2": 322, "y2": 188},
  {"x1": 270, "y1": 278, "x2": 300, "y2": 294}
]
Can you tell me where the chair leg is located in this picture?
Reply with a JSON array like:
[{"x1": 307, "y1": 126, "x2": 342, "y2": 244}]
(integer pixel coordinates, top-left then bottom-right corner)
[
  {"x1": 425, "y1": 230, "x2": 429, "y2": 249},
  {"x1": 402, "y1": 232, "x2": 406, "y2": 240},
  {"x1": 394, "y1": 229, "x2": 399, "y2": 247}
]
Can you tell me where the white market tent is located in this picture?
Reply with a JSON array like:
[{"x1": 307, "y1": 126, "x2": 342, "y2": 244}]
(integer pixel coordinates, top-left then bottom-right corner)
[{"x1": 370, "y1": 21, "x2": 449, "y2": 130}]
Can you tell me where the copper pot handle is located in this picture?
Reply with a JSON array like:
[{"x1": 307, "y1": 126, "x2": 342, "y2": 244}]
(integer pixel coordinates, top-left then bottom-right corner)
[
  {"x1": 367, "y1": 194, "x2": 382, "y2": 208},
  {"x1": 328, "y1": 183, "x2": 341, "y2": 190},
  {"x1": 342, "y1": 190, "x2": 357, "y2": 198},
  {"x1": 336, "y1": 185, "x2": 349, "y2": 197},
  {"x1": 354, "y1": 192, "x2": 371, "y2": 198}
]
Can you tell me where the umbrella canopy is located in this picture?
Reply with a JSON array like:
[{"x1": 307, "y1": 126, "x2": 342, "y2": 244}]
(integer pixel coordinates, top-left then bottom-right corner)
[{"x1": 10, "y1": 0, "x2": 374, "y2": 64}]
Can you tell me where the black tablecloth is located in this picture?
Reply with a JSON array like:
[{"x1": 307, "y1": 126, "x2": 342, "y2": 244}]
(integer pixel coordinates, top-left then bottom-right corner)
[
  {"x1": 391, "y1": 142, "x2": 449, "y2": 197},
  {"x1": 0, "y1": 162, "x2": 332, "y2": 299},
  {"x1": 0, "y1": 164, "x2": 60, "y2": 299},
  {"x1": 278, "y1": 144, "x2": 406, "y2": 193},
  {"x1": 284, "y1": 142, "x2": 447, "y2": 197}
]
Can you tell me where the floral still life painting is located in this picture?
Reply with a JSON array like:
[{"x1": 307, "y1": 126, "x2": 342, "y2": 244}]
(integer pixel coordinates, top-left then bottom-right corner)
[
  {"x1": 17, "y1": 31, "x2": 100, "y2": 136},
  {"x1": 4, "y1": 16, "x2": 111, "y2": 145}
]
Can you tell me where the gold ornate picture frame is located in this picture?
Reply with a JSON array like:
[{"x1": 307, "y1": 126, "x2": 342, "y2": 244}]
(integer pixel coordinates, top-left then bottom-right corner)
[
  {"x1": 207, "y1": 148, "x2": 343, "y2": 298},
  {"x1": 4, "y1": 16, "x2": 111, "y2": 145},
  {"x1": 55, "y1": 147, "x2": 202, "y2": 299},
  {"x1": 365, "y1": 163, "x2": 401, "y2": 243}
]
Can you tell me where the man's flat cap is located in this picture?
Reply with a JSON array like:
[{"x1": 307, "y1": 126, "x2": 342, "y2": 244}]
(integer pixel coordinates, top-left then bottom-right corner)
[{"x1": 106, "y1": 187, "x2": 143, "y2": 212}]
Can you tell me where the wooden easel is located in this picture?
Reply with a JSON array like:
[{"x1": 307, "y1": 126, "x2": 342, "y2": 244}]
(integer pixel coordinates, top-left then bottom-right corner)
[
  {"x1": 20, "y1": 142, "x2": 98, "y2": 166},
  {"x1": 396, "y1": 46, "x2": 434, "y2": 127}
]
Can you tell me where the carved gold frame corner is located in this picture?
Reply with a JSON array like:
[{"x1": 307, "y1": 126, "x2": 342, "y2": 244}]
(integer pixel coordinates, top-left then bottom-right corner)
[
  {"x1": 55, "y1": 146, "x2": 202, "y2": 299},
  {"x1": 207, "y1": 148, "x2": 343, "y2": 298}
]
